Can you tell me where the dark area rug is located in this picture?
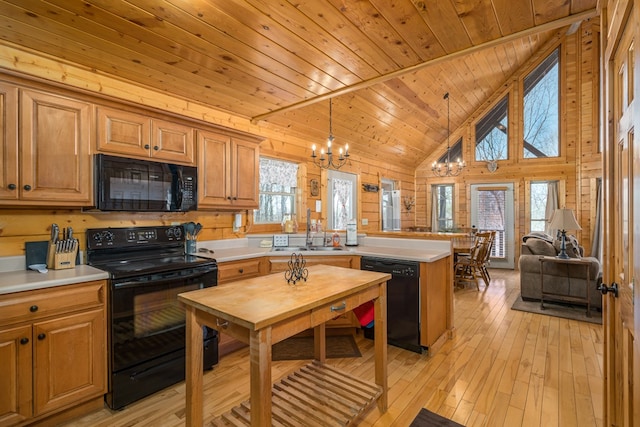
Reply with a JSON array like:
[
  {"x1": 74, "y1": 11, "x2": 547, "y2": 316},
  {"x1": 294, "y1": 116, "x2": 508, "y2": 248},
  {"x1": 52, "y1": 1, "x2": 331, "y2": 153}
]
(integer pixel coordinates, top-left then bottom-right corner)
[
  {"x1": 410, "y1": 408, "x2": 465, "y2": 426},
  {"x1": 511, "y1": 294, "x2": 602, "y2": 324},
  {"x1": 272, "y1": 335, "x2": 361, "y2": 361}
]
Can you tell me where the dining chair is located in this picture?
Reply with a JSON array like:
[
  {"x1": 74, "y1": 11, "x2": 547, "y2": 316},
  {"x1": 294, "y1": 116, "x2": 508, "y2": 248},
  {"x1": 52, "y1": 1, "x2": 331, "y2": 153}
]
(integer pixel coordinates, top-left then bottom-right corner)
[{"x1": 454, "y1": 232, "x2": 493, "y2": 290}]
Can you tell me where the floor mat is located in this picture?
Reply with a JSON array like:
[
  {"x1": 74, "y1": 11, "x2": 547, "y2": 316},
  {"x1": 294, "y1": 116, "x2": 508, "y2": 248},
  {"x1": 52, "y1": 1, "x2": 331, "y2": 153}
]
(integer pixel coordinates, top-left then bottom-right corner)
[
  {"x1": 272, "y1": 334, "x2": 361, "y2": 361},
  {"x1": 511, "y1": 294, "x2": 602, "y2": 324}
]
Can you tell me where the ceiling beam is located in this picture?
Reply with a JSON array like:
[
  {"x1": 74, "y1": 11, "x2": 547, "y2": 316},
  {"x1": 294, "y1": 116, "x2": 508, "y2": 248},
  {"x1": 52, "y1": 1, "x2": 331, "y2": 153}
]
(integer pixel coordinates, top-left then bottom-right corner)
[{"x1": 251, "y1": 8, "x2": 598, "y2": 124}]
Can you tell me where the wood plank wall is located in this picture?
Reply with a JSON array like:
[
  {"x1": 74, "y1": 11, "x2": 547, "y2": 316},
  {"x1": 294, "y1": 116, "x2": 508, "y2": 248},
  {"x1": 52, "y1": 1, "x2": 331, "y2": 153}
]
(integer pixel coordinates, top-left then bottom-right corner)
[{"x1": 415, "y1": 21, "x2": 602, "y2": 259}]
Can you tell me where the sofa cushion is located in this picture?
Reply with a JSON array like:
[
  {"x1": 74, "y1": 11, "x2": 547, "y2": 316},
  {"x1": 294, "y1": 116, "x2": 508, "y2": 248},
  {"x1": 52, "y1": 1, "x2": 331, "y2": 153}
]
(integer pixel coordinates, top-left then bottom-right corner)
[{"x1": 524, "y1": 238, "x2": 557, "y2": 256}]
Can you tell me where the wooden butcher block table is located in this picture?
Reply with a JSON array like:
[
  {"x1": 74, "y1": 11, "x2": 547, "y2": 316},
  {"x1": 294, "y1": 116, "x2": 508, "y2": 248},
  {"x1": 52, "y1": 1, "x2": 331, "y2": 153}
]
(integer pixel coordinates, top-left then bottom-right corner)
[{"x1": 178, "y1": 264, "x2": 390, "y2": 426}]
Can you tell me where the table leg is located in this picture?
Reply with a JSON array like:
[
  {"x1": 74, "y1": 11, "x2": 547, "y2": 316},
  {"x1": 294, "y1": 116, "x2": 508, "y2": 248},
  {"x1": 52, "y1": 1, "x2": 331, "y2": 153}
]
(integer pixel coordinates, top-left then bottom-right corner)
[
  {"x1": 374, "y1": 282, "x2": 388, "y2": 412},
  {"x1": 314, "y1": 323, "x2": 327, "y2": 363},
  {"x1": 249, "y1": 327, "x2": 272, "y2": 426},
  {"x1": 185, "y1": 306, "x2": 204, "y2": 427}
]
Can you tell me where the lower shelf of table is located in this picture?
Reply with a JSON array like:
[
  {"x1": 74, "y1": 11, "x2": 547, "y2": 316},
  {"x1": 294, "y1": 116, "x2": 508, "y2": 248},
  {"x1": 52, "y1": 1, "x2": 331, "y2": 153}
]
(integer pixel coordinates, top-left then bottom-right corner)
[{"x1": 211, "y1": 361, "x2": 383, "y2": 426}]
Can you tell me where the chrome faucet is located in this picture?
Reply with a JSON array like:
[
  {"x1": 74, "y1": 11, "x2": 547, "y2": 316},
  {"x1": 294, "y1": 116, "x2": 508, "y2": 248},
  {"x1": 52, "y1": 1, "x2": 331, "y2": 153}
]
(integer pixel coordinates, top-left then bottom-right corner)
[{"x1": 306, "y1": 208, "x2": 313, "y2": 247}]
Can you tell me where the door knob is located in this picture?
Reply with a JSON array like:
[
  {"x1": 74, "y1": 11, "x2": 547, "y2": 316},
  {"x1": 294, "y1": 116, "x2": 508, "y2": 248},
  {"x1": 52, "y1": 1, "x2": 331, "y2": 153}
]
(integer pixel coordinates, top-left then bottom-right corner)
[{"x1": 598, "y1": 282, "x2": 619, "y2": 297}]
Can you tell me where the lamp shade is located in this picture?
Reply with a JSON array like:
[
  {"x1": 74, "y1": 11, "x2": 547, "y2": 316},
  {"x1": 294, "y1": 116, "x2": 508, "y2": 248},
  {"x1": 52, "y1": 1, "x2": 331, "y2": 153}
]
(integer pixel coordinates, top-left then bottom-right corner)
[{"x1": 549, "y1": 208, "x2": 581, "y2": 231}]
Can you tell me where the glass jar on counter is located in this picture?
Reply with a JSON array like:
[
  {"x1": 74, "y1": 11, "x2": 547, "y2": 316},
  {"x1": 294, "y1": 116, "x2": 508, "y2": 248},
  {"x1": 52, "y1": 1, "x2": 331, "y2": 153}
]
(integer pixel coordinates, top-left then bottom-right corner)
[{"x1": 281, "y1": 214, "x2": 298, "y2": 233}]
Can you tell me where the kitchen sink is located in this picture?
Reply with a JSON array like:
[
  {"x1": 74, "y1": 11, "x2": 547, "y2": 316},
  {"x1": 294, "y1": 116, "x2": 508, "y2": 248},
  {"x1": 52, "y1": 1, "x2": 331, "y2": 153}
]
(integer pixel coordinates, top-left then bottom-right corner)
[
  {"x1": 271, "y1": 246, "x2": 308, "y2": 252},
  {"x1": 309, "y1": 246, "x2": 345, "y2": 251}
]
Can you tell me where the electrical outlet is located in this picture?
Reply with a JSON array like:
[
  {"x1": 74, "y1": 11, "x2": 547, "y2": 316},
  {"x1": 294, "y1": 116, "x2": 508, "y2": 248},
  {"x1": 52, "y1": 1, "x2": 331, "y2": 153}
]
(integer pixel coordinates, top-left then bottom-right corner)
[{"x1": 361, "y1": 218, "x2": 368, "y2": 226}]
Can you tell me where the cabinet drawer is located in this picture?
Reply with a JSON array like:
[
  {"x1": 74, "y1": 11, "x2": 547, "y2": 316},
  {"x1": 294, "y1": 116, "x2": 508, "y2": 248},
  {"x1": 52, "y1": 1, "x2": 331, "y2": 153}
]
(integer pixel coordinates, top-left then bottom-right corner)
[
  {"x1": 218, "y1": 259, "x2": 262, "y2": 284},
  {"x1": 0, "y1": 281, "x2": 106, "y2": 327},
  {"x1": 311, "y1": 294, "x2": 363, "y2": 327}
]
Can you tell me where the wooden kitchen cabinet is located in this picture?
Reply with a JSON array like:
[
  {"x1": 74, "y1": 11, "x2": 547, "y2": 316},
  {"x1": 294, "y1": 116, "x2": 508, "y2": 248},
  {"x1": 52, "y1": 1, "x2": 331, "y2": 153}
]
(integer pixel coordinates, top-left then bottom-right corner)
[
  {"x1": 267, "y1": 255, "x2": 359, "y2": 273},
  {"x1": 96, "y1": 107, "x2": 195, "y2": 165},
  {"x1": 0, "y1": 281, "x2": 107, "y2": 426},
  {"x1": 217, "y1": 258, "x2": 263, "y2": 285},
  {"x1": 197, "y1": 129, "x2": 261, "y2": 209},
  {"x1": 0, "y1": 87, "x2": 92, "y2": 205}
]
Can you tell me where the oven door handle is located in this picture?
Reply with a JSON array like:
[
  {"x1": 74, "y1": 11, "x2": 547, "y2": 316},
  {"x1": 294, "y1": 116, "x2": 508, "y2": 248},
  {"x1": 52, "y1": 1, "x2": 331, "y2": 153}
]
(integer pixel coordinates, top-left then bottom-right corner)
[{"x1": 113, "y1": 266, "x2": 217, "y2": 289}]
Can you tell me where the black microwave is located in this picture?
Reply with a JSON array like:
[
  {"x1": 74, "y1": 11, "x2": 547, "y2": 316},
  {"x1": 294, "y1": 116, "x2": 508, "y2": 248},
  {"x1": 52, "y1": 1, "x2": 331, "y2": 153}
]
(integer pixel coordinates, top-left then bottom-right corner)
[{"x1": 94, "y1": 154, "x2": 197, "y2": 212}]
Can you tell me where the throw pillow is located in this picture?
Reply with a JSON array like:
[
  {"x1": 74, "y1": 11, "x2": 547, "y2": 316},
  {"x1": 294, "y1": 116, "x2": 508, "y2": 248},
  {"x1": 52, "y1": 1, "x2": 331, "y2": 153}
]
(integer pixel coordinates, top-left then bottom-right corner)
[
  {"x1": 553, "y1": 238, "x2": 581, "y2": 258},
  {"x1": 525, "y1": 238, "x2": 557, "y2": 256}
]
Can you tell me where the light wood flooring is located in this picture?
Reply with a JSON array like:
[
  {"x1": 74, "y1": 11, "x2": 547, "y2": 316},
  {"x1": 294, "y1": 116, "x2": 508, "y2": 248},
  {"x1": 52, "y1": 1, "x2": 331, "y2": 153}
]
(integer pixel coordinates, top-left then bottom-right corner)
[{"x1": 65, "y1": 269, "x2": 603, "y2": 427}]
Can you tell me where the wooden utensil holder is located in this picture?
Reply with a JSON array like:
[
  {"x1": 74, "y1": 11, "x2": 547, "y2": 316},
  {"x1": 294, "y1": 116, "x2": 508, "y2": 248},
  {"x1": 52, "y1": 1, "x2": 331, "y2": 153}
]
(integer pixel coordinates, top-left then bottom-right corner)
[{"x1": 47, "y1": 242, "x2": 78, "y2": 270}]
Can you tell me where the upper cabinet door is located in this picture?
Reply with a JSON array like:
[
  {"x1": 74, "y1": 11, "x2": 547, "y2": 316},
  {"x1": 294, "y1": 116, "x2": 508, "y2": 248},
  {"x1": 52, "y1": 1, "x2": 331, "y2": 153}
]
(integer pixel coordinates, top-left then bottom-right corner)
[
  {"x1": 18, "y1": 89, "x2": 92, "y2": 204},
  {"x1": 230, "y1": 138, "x2": 259, "y2": 209},
  {"x1": 96, "y1": 107, "x2": 151, "y2": 158},
  {"x1": 197, "y1": 129, "x2": 232, "y2": 207},
  {"x1": 0, "y1": 82, "x2": 18, "y2": 200},
  {"x1": 97, "y1": 107, "x2": 196, "y2": 165},
  {"x1": 151, "y1": 119, "x2": 195, "y2": 164}
]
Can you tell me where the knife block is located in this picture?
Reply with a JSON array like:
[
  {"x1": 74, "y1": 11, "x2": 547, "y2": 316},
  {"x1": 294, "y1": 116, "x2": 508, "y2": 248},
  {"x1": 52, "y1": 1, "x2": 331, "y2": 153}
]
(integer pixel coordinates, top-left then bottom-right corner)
[{"x1": 46, "y1": 242, "x2": 78, "y2": 270}]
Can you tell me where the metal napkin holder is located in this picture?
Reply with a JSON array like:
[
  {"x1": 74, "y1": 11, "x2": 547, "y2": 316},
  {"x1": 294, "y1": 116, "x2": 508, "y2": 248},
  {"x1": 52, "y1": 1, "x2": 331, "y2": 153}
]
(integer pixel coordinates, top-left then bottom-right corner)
[{"x1": 284, "y1": 253, "x2": 308, "y2": 285}]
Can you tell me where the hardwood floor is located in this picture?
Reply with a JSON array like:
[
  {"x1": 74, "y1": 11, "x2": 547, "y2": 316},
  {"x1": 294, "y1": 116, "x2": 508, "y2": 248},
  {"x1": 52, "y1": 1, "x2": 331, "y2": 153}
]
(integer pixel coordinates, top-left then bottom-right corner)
[{"x1": 65, "y1": 269, "x2": 602, "y2": 427}]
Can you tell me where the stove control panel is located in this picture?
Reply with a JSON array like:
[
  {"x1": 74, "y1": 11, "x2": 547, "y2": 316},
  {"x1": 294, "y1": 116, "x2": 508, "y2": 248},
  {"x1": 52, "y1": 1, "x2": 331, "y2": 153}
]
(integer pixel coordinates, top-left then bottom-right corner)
[{"x1": 86, "y1": 226, "x2": 185, "y2": 250}]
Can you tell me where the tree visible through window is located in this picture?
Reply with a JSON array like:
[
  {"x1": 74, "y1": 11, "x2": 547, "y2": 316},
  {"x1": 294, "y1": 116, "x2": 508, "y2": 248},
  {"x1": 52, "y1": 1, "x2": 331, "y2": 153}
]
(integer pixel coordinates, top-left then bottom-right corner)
[
  {"x1": 530, "y1": 182, "x2": 549, "y2": 231},
  {"x1": 475, "y1": 96, "x2": 509, "y2": 161},
  {"x1": 327, "y1": 170, "x2": 357, "y2": 230},
  {"x1": 523, "y1": 48, "x2": 560, "y2": 158},
  {"x1": 253, "y1": 157, "x2": 298, "y2": 224},
  {"x1": 432, "y1": 184, "x2": 454, "y2": 231}
]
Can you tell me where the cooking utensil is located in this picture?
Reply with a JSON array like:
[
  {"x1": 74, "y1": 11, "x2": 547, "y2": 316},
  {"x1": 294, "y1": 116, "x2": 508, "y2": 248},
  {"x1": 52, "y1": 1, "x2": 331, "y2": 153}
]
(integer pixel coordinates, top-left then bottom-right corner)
[
  {"x1": 193, "y1": 223, "x2": 202, "y2": 238},
  {"x1": 184, "y1": 222, "x2": 196, "y2": 239}
]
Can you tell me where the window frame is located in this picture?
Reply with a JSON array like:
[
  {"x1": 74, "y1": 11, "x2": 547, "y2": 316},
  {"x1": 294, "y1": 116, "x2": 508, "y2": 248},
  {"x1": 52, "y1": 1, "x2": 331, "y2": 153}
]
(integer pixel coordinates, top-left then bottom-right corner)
[
  {"x1": 253, "y1": 156, "x2": 299, "y2": 226},
  {"x1": 432, "y1": 184, "x2": 454, "y2": 232}
]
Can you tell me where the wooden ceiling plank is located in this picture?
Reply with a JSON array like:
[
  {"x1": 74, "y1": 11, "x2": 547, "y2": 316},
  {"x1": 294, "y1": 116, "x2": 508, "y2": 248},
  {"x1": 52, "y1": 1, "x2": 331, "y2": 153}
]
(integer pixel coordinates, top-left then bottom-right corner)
[
  {"x1": 369, "y1": 0, "x2": 448, "y2": 61},
  {"x1": 47, "y1": 0, "x2": 329, "y2": 98},
  {"x1": 532, "y1": 0, "x2": 571, "y2": 26},
  {"x1": 452, "y1": 0, "x2": 503, "y2": 45},
  {"x1": 412, "y1": 0, "x2": 474, "y2": 53},
  {"x1": 165, "y1": 0, "x2": 361, "y2": 89},
  {"x1": 490, "y1": 0, "x2": 535, "y2": 34},
  {"x1": 244, "y1": 0, "x2": 381, "y2": 82},
  {"x1": 324, "y1": 0, "x2": 423, "y2": 69},
  {"x1": 251, "y1": 8, "x2": 597, "y2": 123},
  {"x1": 7, "y1": 0, "x2": 308, "y2": 112}
]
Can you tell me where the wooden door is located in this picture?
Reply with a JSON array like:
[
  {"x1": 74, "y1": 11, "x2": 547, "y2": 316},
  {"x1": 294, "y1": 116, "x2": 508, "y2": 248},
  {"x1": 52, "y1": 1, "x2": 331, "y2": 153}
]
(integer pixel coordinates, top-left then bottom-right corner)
[
  {"x1": 19, "y1": 89, "x2": 92, "y2": 204},
  {"x1": 0, "y1": 325, "x2": 32, "y2": 425},
  {"x1": 33, "y1": 309, "x2": 106, "y2": 417},
  {"x1": 96, "y1": 106, "x2": 151, "y2": 158},
  {"x1": 602, "y1": 1, "x2": 639, "y2": 425}
]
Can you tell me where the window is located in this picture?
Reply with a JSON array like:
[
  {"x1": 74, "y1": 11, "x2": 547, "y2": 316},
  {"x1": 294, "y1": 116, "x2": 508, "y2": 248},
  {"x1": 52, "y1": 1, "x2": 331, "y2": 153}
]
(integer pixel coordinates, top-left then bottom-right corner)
[
  {"x1": 530, "y1": 182, "x2": 549, "y2": 232},
  {"x1": 432, "y1": 184, "x2": 454, "y2": 231},
  {"x1": 253, "y1": 157, "x2": 298, "y2": 224},
  {"x1": 523, "y1": 48, "x2": 560, "y2": 158},
  {"x1": 327, "y1": 170, "x2": 357, "y2": 230},
  {"x1": 475, "y1": 96, "x2": 509, "y2": 161},
  {"x1": 436, "y1": 137, "x2": 463, "y2": 164}
]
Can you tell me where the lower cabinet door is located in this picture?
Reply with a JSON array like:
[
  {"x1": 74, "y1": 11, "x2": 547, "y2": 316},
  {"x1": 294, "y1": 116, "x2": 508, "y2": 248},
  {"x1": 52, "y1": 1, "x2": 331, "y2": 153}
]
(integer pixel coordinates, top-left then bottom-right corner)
[
  {"x1": 0, "y1": 325, "x2": 32, "y2": 425},
  {"x1": 33, "y1": 309, "x2": 106, "y2": 416}
]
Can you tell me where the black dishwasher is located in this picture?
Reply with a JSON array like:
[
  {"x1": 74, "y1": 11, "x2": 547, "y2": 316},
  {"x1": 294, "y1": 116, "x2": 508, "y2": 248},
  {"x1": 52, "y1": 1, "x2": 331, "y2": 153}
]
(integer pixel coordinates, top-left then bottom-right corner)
[{"x1": 360, "y1": 257, "x2": 422, "y2": 354}]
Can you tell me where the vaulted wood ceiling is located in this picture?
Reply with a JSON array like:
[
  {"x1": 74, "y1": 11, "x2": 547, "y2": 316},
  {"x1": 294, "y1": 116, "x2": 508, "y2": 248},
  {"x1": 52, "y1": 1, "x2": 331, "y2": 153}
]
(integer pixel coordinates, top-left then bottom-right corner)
[{"x1": 0, "y1": 0, "x2": 598, "y2": 169}]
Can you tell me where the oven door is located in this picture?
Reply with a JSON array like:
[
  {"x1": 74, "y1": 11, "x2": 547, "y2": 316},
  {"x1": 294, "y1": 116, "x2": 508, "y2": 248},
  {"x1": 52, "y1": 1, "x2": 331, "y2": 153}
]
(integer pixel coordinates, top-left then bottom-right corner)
[{"x1": 110, "y1": 265, "x2": 216, "y2": 372}]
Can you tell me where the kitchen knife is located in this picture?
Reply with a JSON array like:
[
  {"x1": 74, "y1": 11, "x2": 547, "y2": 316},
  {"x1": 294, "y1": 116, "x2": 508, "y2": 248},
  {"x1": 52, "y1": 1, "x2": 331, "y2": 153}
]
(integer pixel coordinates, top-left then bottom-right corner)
[{"x1": 51, "y1": 224, "x2": 59, "y2": 243}]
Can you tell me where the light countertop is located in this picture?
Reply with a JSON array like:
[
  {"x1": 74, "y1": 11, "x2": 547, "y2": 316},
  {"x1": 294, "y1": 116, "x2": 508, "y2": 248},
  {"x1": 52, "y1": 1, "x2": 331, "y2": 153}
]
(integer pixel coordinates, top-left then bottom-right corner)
[{"x1": 0, "y1": 264, "x2": 109, "y2": 295}]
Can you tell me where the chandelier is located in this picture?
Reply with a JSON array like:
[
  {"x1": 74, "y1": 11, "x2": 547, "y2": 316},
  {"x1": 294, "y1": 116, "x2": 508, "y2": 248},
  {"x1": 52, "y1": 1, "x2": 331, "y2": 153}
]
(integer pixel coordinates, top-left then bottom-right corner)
[
  {"x1": 311, "y1": 98, "x2": 349, "y2": 169},
  {"x1": 432, "y1": 92, "x2": 465, "y2": 177}
]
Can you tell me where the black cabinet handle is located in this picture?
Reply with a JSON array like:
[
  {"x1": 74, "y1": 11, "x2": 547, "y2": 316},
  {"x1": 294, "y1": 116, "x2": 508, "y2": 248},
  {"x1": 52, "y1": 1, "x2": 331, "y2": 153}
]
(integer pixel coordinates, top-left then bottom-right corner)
[
  {"x1": 37, "y1": 333, "x2": 46, "y2": 340},
  {"x1": 20, "y1": 337, "x2": 29, "y2": 345},
  {"x1": 238, "y1": 268, "x2": 244, "y2": 273},
  {"x1": 8, "y1": 183, "x2": 16, "y2": 190},
  {"x1": 144, "y1": 144, "x2": 150, "y2": 149},
  {"x1": 23, "y1": 184, "x2": 32, "y2": 191},
  {"x1": 30, "y1": 305, "x2": 38, "y2": 312},
  {"x1": 153, "y1": 145, "x2": 159, "y2": 150}
]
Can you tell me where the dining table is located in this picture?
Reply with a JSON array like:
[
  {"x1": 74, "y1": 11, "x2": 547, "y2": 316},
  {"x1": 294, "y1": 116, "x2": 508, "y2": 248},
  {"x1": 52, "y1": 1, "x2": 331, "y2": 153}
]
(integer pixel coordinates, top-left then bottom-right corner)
[{"x1": 178, "y1": 264, "x2": 391, "y2": 426}]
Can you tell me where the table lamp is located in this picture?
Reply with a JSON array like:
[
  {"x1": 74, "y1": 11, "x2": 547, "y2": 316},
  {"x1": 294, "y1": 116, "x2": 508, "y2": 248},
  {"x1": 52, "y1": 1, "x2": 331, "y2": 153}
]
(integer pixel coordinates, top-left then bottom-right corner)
[{"x1": 549, "y1": 208, "x2": 581, "y2": 259}]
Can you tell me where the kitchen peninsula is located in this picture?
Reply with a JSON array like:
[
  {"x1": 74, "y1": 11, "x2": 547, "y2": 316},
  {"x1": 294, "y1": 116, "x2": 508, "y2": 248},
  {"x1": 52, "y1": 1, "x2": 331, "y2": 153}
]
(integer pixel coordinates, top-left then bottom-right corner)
[{"x1": 178, "y1": 265, "x2": 390, "y2": 426}]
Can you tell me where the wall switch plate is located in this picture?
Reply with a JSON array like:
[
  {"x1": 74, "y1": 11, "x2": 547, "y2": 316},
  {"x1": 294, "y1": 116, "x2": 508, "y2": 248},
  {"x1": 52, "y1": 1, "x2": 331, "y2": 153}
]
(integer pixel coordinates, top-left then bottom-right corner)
[
  {"x1": 273, "y1": 234, "x2": 289, "y2": 247},
  {"x1": 315, "y1": 200, "x2": 322, "y2": 212},
  {"x1": 361, "y1": 218, "x2": 369, "y2": 225}
]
